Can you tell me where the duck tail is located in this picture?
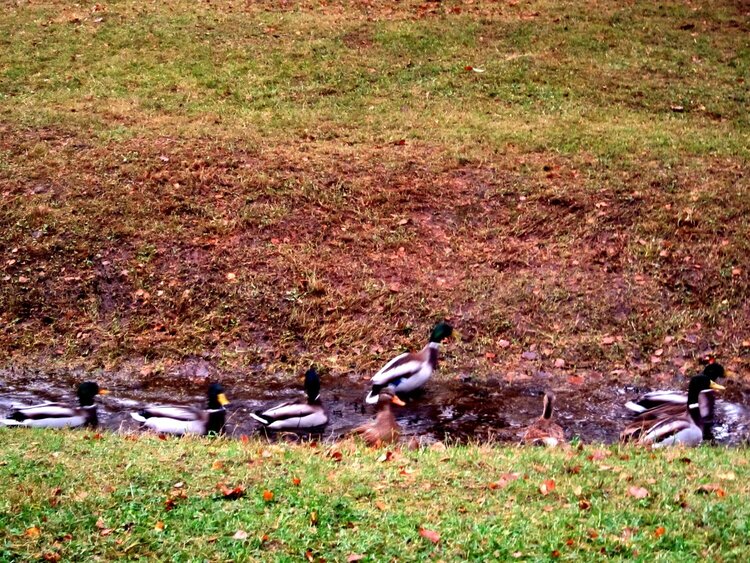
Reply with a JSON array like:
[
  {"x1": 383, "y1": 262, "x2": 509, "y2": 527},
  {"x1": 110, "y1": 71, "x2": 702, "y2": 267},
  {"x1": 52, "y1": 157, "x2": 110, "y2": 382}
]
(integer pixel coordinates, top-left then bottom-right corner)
[
  {"x1": 624, "y1": 401, "x2": 647, "y2": 413},
  {"x1": 130, "y1": 412, "x2": 147, "y2": 423},
  {"x1": 249, "y1": 412, "x2": 270, "y2": 425},
  {"x1": 0, "y1": 419, "x2": 22, "y2": 426}
]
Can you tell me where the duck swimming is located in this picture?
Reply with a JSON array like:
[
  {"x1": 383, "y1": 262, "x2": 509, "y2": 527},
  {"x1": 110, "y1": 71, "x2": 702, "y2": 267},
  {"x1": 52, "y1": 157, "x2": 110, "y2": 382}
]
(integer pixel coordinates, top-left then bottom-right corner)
[
  {"x1": 1, "y1": 382, "x2": 107, "y2": 429},
  {"x1": 250, "y1": 368, "x2": 328, "y2": 431},
  {"x1": 365, "y1": 321, "x2": 453, "y2": 404},
  {"x1": 130, "y1": 383, "x2": 229, "y2": 436}
]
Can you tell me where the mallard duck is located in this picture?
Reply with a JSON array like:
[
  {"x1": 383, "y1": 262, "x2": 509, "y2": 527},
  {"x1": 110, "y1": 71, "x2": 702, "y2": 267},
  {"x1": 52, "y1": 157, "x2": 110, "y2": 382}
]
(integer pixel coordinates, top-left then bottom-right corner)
[
  {"x1": 249, "y1": 368, "x2": 328, "y2": 430},
  {"x1": 620, "y1": 374, "x2": 725, "y2": 447},
  {"x1": 130, "y1": 383, "x2": 229, "y2": 436},
  {"x1": 625, "y1": 361, "x2": 727, "y2": 413},
  {"x1": 1, "y1": 382, "x2": 108, "y2": 429},
  {"x1": 352, "y1": 387, "x2": 406, "y2": 446},
  {"x1": 522, "y1": 391, "x2": 565, "y2": 447},
  {"x1": 365, "y1": 321, "x2": 453, "y2": 404}
]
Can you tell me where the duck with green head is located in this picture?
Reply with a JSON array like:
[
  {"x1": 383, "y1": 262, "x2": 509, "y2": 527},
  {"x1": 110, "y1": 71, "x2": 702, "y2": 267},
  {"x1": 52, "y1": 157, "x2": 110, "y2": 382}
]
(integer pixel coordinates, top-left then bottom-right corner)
[
  {"x1": 365, "y1": 321, "x2": 453, "y2": 405},
  {"x1": 130, "y1": 383, "x2": 230, "y2": 436},
  {"x1": 621, "y1": 373, "x2": 725, "y2": 447},
  {"x1": 250, "y1": 368, "x2": 328, "y2": 430},
  {"x1": 1, "y1": 382, "x2": 108, "y2": 429}
]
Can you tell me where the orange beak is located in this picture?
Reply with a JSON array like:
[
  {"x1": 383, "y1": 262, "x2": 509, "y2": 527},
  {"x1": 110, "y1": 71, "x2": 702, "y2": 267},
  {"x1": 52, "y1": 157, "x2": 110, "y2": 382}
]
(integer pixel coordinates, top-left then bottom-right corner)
[{"x1": 391, "y1": 395, "x2": 406, "y2": 407}]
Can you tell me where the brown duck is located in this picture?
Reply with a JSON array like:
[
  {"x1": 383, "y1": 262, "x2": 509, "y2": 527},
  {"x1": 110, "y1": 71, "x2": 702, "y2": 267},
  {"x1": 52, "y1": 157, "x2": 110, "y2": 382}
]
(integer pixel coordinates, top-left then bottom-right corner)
[
  {"x1": 522, "y1": 391, "x2": 565, "y2": 447},
  {"x1": 352, "y1": 387, "x2": 405, "y2": 447}
]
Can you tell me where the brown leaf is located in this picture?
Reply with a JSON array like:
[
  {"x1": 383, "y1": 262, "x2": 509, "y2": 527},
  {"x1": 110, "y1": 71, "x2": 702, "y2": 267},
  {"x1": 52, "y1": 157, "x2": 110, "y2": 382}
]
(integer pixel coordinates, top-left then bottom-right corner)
[
  {"x1": 654, "y1": 526, "x2": 666, "y2": 538},
  {"x1": 233, "y1": 530, "x2": 248, "y2": 540},
  {"x1": 347, "y1": 554, "x2": 366, "y2": 562},
  {"x1": 240, "y1": 434, "x2": 249, "y2": 444},
  {"x1": 488, "y1": 472, "x2": 519, "y2": 490},
  {"x1": 601, "y1": 336, "x2": 615, "y2": 345},
  {"x1": 628, "y1": 486, "x2": 649, "y2": 499},
  {"x1": 262, "y1": 490, "x2": 274, "y2": 502},
  {"x1": 211, "y1": 460, "x2": 224, "y2": 470},
  {"x1": 95, "y1": 518, "x2": 107, "y2": 530},
  {"x1": 588, "y1": 449, "x2": 611, "y2": 461},
  {"x1": 305, "y1": 549, "x2": 314, "y2": 562},
  {"x1": 217, "y1": 483, "x2": 246, "y2": 500},
  {"x1": 551, "y1": 550, "x2": 561, "y2": 558},
  {"x1": 419, "y1": 527, "x2": 440, "y2": 544},
  {"x1": 377, "y1": 451, "x2": 393, "y2": 463},
  {"x1": 292, "y1": 477, "x2": 301, "y2": 486},
  {"x1": 375, "y1": 500, "x2": 386, "y2": 511},
  {"x1": 310, "y1": 511, "x2": 318, "y2": 526},
  {"x1": 540, "y1": 479, "x2": 556, "y2": 495},
  {"x1": 578, "y1": 499, "x2": 591, "y2": 510},
  {"x1": 696, "y1": 483, "x2": 726, "y2": 497},
  {"x1": 24, "y1": 526, "x2": 41, "y2": 538},
  {"x1": 154, "y1": 521, "x2": 165, "y2": 532},
  {"x1": 328, "y1": 450, "x2": 343, "y2": 462}
]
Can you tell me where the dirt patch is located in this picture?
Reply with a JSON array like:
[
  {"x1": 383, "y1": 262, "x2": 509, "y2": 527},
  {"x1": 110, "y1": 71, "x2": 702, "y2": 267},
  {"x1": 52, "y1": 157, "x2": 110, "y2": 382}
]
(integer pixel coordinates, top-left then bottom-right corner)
[{"x1": 1, "y1": 125, "x2": 749, "y2": 393}]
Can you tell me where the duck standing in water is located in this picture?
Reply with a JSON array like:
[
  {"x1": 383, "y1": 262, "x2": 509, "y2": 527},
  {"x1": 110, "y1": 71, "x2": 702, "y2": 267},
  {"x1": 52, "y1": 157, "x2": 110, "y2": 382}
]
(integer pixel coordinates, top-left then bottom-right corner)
[
  {"x1": 1, "y1": 382, "x2": 108, "y2": 429},
  {"x1": 352, "y1": 387, "x2": 406, "y2": 447},
  {"x1": 365, "y1": 321, "x2": 453, "y2": 405},
  {"x1": 130, "y1": 383, "x2": 229, "y2": 436},
  {"x1": 522, "y1": 391, "x2": 565, "y2": 447},
  {"x1": 250, "y1": 368, "x2": 328, "y2": 431},
  {"x1": 621, "y1": 373, "x2": 724, "y2": 447}
]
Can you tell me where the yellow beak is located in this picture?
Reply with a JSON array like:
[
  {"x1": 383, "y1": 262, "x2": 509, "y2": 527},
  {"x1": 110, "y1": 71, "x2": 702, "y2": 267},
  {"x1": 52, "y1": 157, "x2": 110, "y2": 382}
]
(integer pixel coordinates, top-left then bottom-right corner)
[
  {"x1": 98, "y1": 389, "x2": 109, "y2": 395},
  {"x1": 391, "y1": 395, "x2": 406, "y2": 407},
  {"x1": 217, "y1": 393, "x2": 230, "y2": 406},
  {"x1": 710, "y1": 380, "x2": 725, "y2": 391}
]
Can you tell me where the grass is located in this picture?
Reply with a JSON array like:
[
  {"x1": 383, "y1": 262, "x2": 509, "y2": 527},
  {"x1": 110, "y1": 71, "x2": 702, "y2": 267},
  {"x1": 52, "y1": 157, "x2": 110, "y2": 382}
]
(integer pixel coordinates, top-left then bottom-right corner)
[
  {"x1": 0, "y1": 1, "x2": 749, "y2": 386},
  {"x1": 1, "y1": 430, "x2": 749, "y2": 561}
]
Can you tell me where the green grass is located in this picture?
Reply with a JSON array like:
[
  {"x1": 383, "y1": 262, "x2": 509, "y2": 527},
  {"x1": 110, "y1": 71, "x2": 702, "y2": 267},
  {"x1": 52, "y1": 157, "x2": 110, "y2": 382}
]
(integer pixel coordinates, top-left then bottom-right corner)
[
  {"x1": 1, "y1": 430, "x2": 749, "y2": 561},
  {"x1": 1, "y1": 0, "x2": 748, "y2": 159}
]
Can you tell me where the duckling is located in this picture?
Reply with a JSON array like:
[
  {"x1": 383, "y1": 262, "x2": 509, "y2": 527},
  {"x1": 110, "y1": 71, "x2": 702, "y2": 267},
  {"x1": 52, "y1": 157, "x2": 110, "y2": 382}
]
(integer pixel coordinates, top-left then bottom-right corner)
[
  {"x1": 625, "y1": 361, "x2": 727, "y2": 413},
  {"x1": 522, "y1": 391, "x2": 565, "y2": 447},
  {"x1": 130, "y1": 383, "x2": 229, "y2": 436},
  {"x1": 1, "y1": 382, "x2": 107, "y2": 429},
  {"x1": 250, "y1": 368, "x2": 328, "y2": 430},
  {"x1": 365, "y1": 321, "x2": 453, "y2": 405},
  {"x1": 620, "y1": 374, "x2": 724, "y2": 447},
  {"x1": 352, "y1": 387, "x2": 406, "y2": 447}
]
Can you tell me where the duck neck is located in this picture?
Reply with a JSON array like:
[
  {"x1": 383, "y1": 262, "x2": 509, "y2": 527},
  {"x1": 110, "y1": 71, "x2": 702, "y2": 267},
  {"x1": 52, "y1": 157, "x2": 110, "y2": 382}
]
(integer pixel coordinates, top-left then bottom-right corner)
[
  {"x1": 207, "y1": 409, "x2": 226, "y2": 434},
  {"x1": 542, "y1": 394, "x2": 553, "y2": 420},
  {"x1": 427, "y1": 342, "x2": 440, "y2": 369}
]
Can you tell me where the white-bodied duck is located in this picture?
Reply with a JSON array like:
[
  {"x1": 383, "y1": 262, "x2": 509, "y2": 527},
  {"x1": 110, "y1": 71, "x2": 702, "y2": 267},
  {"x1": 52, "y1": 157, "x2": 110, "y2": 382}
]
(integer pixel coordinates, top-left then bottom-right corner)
[
  {"x1": 1, "y1": 382, "x2": 108, "y2": 429},
  {"x1": 250, "y1": 368, "x2": 328, "y2": 430}
]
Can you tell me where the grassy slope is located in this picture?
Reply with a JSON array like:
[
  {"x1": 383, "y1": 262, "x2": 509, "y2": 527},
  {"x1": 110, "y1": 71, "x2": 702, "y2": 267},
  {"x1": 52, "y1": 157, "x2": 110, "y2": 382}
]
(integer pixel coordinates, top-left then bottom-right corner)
[
  {"x1": 1, "y1": 1, "x2": 749, "y2": 387},
  {"x1": 1, "y1": 431, "x2": 749, "y2": 561}
]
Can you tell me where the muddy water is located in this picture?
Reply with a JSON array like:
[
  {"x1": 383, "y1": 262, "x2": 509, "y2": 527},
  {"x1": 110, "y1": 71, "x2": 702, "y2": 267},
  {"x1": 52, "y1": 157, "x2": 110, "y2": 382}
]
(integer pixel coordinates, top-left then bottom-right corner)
[{"x1": 1, "y1": 369, "x2": 748, "y2": 445}]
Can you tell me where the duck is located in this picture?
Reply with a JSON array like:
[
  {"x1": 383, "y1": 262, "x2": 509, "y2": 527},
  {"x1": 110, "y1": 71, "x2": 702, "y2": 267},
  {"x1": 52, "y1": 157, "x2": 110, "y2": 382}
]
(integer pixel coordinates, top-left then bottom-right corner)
[
  {"x1": 1, "y1": 382, "x2": 108, "y2": 429},
  {"x1": 620, "y1": 373, "x2": 725, "y2": 447},
  {"x1": 249, "y1": 368, "x2": 328, "y2": 430},
  {"x1": 130, "y1": 383, "x2": 229, "y2": 436},
  {"x1": 522, "y1": 391, "x2": 565, "y2": 447},
  {"x1": 624, "y1": 360, "x2": 727, "y2": 414},
  {"x1": 365, "y1": 321, "x2": 453, "y2": 404},
  {"x1": 351, "y1": 387, "x2": 406, "y2": 447}
]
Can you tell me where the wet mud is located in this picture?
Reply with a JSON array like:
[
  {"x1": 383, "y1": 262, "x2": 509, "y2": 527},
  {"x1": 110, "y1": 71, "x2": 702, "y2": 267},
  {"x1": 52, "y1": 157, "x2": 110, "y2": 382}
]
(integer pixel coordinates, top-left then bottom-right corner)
[{"x1": 1, "y1": 369, "x2": 748, "y2": 446}]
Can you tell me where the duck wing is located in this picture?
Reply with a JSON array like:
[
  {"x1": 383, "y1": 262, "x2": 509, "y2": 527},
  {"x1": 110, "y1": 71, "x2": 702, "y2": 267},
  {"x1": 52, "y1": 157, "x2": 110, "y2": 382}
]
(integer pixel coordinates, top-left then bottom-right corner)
[
  {"x1": 251, "y1": 400, "x2": 316, "y2": 423},
  {"x1": 625, "y1": 391, "x2": 687, "y2": 413},
  {"x1": 7, "y1": 403, "x2": 81, "y2": 421},
  {"x1": 135, "y1": 405, "x2": 203, "y2": 421},
  {"x1": 370, "y1": 351, "x2": 427, "y2": 388},
  {"x1": 644, "y1": 415, "x2": 702, "y2": 447}
]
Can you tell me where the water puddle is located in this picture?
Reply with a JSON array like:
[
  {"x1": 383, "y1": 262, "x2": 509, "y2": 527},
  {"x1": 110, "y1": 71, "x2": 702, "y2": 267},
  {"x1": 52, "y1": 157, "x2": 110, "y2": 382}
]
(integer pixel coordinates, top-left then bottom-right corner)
[{"x1": 1, "y1": 369, "x2": 748, "y2": 445}]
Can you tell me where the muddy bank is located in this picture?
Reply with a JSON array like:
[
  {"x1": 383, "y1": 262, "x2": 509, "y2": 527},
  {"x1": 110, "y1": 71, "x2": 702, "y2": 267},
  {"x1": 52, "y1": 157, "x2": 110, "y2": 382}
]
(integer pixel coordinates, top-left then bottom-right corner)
[{"x1": 2, "y1": 367, "x2": 748, "y2": 445}]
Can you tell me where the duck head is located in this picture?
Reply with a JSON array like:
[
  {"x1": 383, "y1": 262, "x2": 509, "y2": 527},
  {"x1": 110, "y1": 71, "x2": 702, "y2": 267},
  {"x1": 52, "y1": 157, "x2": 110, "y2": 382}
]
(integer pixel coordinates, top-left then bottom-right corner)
[
  {"x1": 77, "y1": 381, "x2": 108, "y2": 407},
  {"x1": 207, "y1": 383, "x2": 230, "y2": 409},
  {"x1": 687, "y1": 374, "x2": 724, "y2": 423},
  {"x1": 304, "y1": 368, "x2": 321, "y2": 402},
  {"x1": 429, "y1": 322, "x2": 453, "y2": 343},
  {"x1": 378, "y1": 387, "x2": 406, "y2": 408}
]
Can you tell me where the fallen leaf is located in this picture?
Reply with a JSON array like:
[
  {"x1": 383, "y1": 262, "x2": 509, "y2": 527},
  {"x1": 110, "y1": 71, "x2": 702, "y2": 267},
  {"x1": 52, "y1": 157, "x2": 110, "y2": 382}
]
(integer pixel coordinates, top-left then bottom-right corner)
[
  {"x1": 24, "y1": 526, "x2": 41, "y2": 538},
  {"x1": 292, "y1": 477, "x2": 301, "y2": 486},
  {"x1": 211, "y1": 460, "x2": 224, "y2": 470},
  {"x1": 347, "y1": 554, "x2": 366, "y2": 562},
  {"x1": 329, "y1": 450, "x2": 343, "y2": 462},
  {"x1": 540, "y1": 479, "x2": 556, "y2": 495},
  {"x1": 654, "y1": 526, "x2": 666, "y2": 538},
  {"x1": 696, "y1": 483, "x2": 726, "y2": 497},
  {"x1": 305, "y1": 549, "x2": 314, "y2": 562},
  {"x1": 233, "y1": 530, "x2": 248, "y2": 540},
  {"x1": 628, "y1": 486, "x2": 649, "y2": 499},
  {"x1": 240, "y1": 434, "x2": 249, "y2": 444},
  {"x1": 377, "y1": 451, "x2": 393, "y2": 463},
  {"x1": 262, "y1": 490, "x2": 274, "y2": 502},
  {"x1": 578, "y1": 499, "x2": 591, "y2": 510},
  {"x1": 717, "y1": 471, "x2": 736, "y2": 481},
  {"x1": 551, "y1": 550, "x2": 561, "y2": 558},
  {"x1": 310, "y1": 511, "x2": 318, "y2": 525},
  {"x1": 154, "y1": 521, "x2": 165, "y2": 532},
  {"x1": 572, "y1": 485, "x2": 582, "y2": 496},
  {"x1": 218, "y1": 483, "x2": 246, "y2": 500},
  {"x1": 419, "y1": 527, "x2": 440, "y2": 544},
  {"x1": 498, "y1": 339, "x2": 511, "y2": 348},
  {"x1": 602, "y1": 336, "x2": 615, "y2": 345},
  {"x1": 375, "y1": 500, "x2": 386, "y2": 511},
  {"x1": 522, "y1": 351, "x2": 538, "y2": 361},
  {"x1": 588, "y1": 449, "x2": 611, "y2": 461},
  {"x1": 95, "y1": 519, "x2": 107, "y2": 530},
  {"x1": 489, "y1": 472, "x2": 519, "y2": 490},
  {"x1": 554, "y1": 358, "x2": 565, "y2": 368}
]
